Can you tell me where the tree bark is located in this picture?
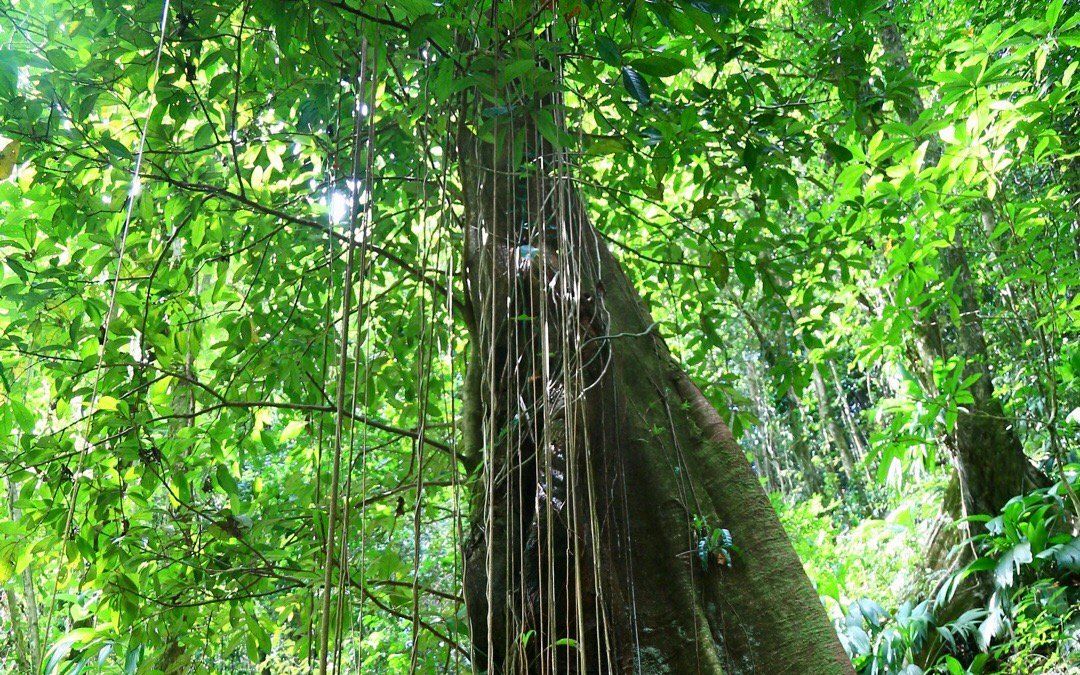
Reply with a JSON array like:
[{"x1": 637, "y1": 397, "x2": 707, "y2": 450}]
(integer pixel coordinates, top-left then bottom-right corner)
[{"x1": 455, "y1": 94, "x2": 850, "y2": 673}]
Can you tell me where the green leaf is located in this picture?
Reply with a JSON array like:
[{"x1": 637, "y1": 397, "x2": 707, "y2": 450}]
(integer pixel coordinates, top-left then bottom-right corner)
[
  {"x1": 1046, "y1": 0, "x2": 1063, "y2": 29},
  {"x1": 216, "y1": 464, "x2": 240, "y2": 496},
  {"x1": 595, "y1": 36, "x2": 622, "y2": 67},
  {"x1": 993, "y1": 540, "x2": 1032, "y2": 588},
  {"x1": 621, "y1": 66, "x2": 651, "y2": 105},
  {"x1": 683, "y1": 0, "x2": 737, "y2": 19},
  {"x1": 533, "y1": 108, "x2": 567, "y2": 150},
  {"x1": 962, "y1": 557, "x2": 998, "y2": 576},
  {"x1": 45, "y1": 628, "x2": 98, "y2": 675},
  {"x1": 630, "y1": 55, "x2": 687, "y2": 78},
  {"x1": 279, "y1": 419, "x2": 306, "y2": 443},
  {"x1": 1050, "y1": 537, "x2": 1080, "y2": 570},
  {"x1": 708, "y1": 250, "x2": 729, "y2": 288},
  {"x1": 825, "y1": 141, "x2": 853, "y2": 164},
  {"x1": 14, "y1": 541, "x2": 35, "y2": 574},
  {"x1": 733, "y1": 257, "x2": 755, "y2": 289},
  {"x1": 944, "y1": 656, "x2": 964, "y2": 675},
  {"x1": 586, "y1": 137, "x2": 628, "y2": 156},
  {"x1": 101, "y1": 136, "x2": 132, "y2": 161},
  {"x1": 9, "y1": 400, "x2": 36, "y2": 432}
]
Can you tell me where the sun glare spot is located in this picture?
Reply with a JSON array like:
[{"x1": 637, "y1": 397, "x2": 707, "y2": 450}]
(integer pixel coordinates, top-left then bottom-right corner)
[{"x1": 328, "y1": 190, "x2": 351, "y2": 224}]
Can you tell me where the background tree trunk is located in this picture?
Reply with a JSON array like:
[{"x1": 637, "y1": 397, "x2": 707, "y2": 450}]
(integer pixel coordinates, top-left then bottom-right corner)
[
  {"x1": 878, "y1": 16, "x2": 1046, "y2": 531},
  {"x1": 811, "y1": 364, "x2": 859, "y2": 483},
  {"x1": 875, "y1": 18, "x2": 1050, "y2": 659},
  {"x1": 2, "y1": 582, "x2": 30, "y2": 673},
  {"x1": 737, "y1": 304, "x2": 823, "y2": 495},
  {"x1": 814, "y1": 5, "x2": 1047, "y2": 548},
  {"x1": 5, "y1": 479, "x2": 40, "y2": 674}
]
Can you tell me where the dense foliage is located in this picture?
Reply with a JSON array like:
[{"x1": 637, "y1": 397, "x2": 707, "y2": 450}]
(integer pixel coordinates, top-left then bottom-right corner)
[{"x1": 1, "y1": 0, "x2": 1077, "y2": 672}]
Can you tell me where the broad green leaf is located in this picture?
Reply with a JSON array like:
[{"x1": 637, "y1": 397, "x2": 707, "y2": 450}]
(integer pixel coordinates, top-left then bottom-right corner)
[
  {"x1": 216, "y1": 464, "x2": 240, "y2": 496},
  {"x1": 1046, "y1": 0, "x2": 1063, "y2": 29},
  {"x1": 621, "y1": 66, "x2": 651, "y2": 105},
  {"x1": 630, "y1": 55, "x2": 687, "y2": 78},
  {"x1": 993, "y1": 541, "x2": 1032, "y2": 588},
  {"x1": 595, "y1": 36, "x2": 622, "y2": 67}
]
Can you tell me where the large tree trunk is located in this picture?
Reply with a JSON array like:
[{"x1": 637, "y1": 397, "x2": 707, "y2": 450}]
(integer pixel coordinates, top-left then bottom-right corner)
[{"x1": 455, "y1": 91, "x2": 850, "y2": 672}]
